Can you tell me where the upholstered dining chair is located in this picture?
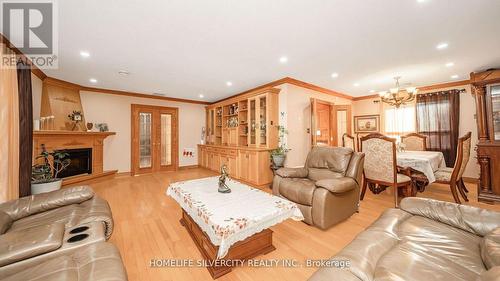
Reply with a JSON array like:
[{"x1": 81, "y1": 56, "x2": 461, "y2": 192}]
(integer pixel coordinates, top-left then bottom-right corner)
[
  {"x1": 401, "y1": 133, "x2": 427, "y2": 151},
  {"x1": 433, "y1": 132, "x2": 472, "y2": 204},
  {"x1": 360, "y1": 133, "x2": 413, "y2": 208},
  {"x1": 342, "y1": 133, "x2": 355, "y2": 151}
]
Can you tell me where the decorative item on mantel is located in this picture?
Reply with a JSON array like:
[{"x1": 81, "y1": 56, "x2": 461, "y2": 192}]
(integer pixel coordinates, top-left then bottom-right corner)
[
  {"x1": 31, "y1": 144, "x2": 71, "y2": 194},
  {"x1": 68, "y1": 111, "x2": 84, "y2": 131},
  {"x1": 95, "y1": 123, "x2": 109, "y2": 132},
  {"x1": 218, "y1": 165, "x2": 231, "y2": 193},
  {"x1": 86, "y1": 122, "x2": 94, "y2": 132}
]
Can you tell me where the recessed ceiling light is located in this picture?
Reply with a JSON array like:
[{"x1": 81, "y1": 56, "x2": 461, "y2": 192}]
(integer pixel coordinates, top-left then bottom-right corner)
[
  {"x1": 80, "y1": 51, "x2": 90, "y2": 58},
  {"x1": 279, "y1": 56, "x2": 288, "y2": 63},
  {"x1": 199, "y1": 94, "x2": 204, "y2": 98},
  {"x1": 331, "y1": 73, "x2": 339, "y2": 78},
  {"x1": 353, "y1": 83, "x2": 360, "y2": 87},
  {"x1": 118, "y1": 70, "x2": 130, "y2": 76},
  {"x1": 369, "y1": 90, "x2": 376, "y2": 93},
  {"x1": 451, "y1": 74, "x2": 459, "y2": 79},
  {"x1": 445, "y1": 62, "x2": 454, "y2": 67},
  {"x1": 436, "y1": 43, "x2": 449, "y2": 50},
  {"x1": 89, "y1": 78, "x2": 98, "y2": 83},
  {"x1": 226, "y1": 81, "x2": 232, "y2": 87}
]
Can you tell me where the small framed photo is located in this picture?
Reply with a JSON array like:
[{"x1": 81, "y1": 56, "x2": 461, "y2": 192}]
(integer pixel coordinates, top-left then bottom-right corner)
[{"x1": 354, "y1": 115, "x2": 380, "y2": 133}]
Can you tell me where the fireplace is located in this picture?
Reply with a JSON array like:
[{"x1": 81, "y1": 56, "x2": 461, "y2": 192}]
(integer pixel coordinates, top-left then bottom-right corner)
[{"x1": 58, "y1": 148, "x2": 93, "y2": 178}]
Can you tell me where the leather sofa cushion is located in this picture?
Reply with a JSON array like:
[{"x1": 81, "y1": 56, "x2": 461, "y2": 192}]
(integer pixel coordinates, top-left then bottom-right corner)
[
  {"x1": 306, "y1": 147, "x2": 353, "y2": 174},
  {"x1": 0, "y1": 223, "x2": 64, "y2": 267},
  {"x1": 0, "y1": 186, "x2": 95, "y2": 221},
  {"x1": 1, "y1": 242, "x2": 127, "y2": 281},
  {"x1": 400, "y1": 197, "x2": 500, "y2": 236},
  {"x1": 315, "y1": 178, "x2": 356, "y2": 193},
  {"x1": 276, "y1": 167, "x2": 308, "y2": 178},
  {"x1": 482, "y1": 227, "x2": 500, "y2": 269},
  {"x1": 0, "y1": 211, "x2": 12, "y2": 234},
  {"x1": 279, "y1": 178, "x2": 316, "y2": 206},
  {"x1": 479, "y1": 266, "x2": 500, "y2": 281},
  {"x1": 308, "y1": 168, "x2": 343, "y2": 182}
]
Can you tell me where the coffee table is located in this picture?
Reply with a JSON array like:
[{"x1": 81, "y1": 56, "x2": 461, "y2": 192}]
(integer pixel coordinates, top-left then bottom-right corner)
[{"x1": 166, "y1": 176, "x2": 304, "y2": 279}]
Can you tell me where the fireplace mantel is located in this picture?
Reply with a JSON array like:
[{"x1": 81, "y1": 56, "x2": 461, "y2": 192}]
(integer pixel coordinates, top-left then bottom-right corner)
[{"x1": 33, "y1": 130, "x2": 117, "y2": 185}]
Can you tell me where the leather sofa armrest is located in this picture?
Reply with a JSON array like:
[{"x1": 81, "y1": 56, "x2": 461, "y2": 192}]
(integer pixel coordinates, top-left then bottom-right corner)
[
  {"x1": 0, "y1": 223, "x2": 65, "y2": 267},
  {"x1": 315, "y1": 178, "x2": 357, "y2": 193},
  {"x1": 400, "y1": 197, "x2": 500, "y2": 236},
  {"x1": 0, "y1": 186, "x2": 95, "y2": 221},
  {"x1": 275, "y1": 167, "x2": 308, "y2": 178}
]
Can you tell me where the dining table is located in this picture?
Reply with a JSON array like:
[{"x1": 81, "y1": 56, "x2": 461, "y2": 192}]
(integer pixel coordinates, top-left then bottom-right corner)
[{"x1": 396, "y1": 150, "x2": 447, "y2": 194}]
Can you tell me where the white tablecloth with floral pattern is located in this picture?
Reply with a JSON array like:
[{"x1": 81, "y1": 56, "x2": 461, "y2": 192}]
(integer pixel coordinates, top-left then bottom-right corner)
[
  {"x1": 166, "y1": 176, "x2": 304, "y2": 258},
  {"x1": 397, "y1": 151, "x2": 447, "y2": 183}
]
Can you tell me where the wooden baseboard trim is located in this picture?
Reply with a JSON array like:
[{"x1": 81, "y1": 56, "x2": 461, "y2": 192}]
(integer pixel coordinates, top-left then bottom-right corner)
[
  {"x1": 62, "y1": 170, "x2": 118, "y2": 186},
  {"x1": 462, "y1": 177, "x2": 479, "y2": 184},
  {"x1": 179, "y1": 165, "x2": 199, "y2": 170}
]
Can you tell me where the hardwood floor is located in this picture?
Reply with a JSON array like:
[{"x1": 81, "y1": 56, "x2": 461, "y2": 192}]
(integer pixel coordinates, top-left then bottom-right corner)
[{"x1": 82, "y1": 168, "x2": 500, "y2": 281}]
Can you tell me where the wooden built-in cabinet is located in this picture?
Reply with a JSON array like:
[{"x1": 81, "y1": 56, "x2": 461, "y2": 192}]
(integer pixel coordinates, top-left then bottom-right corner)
[
  {"x1": 199, "y1": 87, "x2": 280, "y2": 186},
  {"x1": 471, "y1": 69, "x2": 500, "y2": 204},
  {"x1": 197, "y1": 145, "x2": 273, "y2": 186}
]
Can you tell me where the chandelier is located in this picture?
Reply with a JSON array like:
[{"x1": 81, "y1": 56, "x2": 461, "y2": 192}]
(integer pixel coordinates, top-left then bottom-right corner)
[{"x1": 378, "y1": 76, "x2": 417, "y2": 108}]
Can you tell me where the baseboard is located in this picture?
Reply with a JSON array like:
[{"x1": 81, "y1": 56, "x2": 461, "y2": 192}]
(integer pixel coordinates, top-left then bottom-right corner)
[
  {"x1": 462, "y1": 177, "x2": 479, "y2": 184},
  {"x1": 62, "y1": 170, "x2": 118, "y2": 186},
  {"x1": 179, "y1": 165, "x2": 199, "y2": 170}
]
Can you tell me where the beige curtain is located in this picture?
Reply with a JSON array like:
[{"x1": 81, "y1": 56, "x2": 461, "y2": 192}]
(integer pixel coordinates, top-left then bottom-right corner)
[{"x1": 0, "y1": 43, "x2": 20, "y2": 202}]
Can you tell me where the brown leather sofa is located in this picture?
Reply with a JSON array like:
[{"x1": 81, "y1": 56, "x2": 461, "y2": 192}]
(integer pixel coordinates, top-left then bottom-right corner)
[
  {"x1": 308, "y1": 197, "x2": 500, "y2": 281},
  {"x1": 0, "y1": 185, "x2": 114, "y2": 239},
  {"x1": 0, "y1": 186, "x2": 127, "y2": 280},
  {"x1": 272, "y1": 146, "x2": 365, "y2": 229}
]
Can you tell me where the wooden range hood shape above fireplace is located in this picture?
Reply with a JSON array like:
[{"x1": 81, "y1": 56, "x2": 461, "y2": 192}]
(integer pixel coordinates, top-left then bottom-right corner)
[{"x1": 33, "y1": 131, "x2": 117, "y2": 186}]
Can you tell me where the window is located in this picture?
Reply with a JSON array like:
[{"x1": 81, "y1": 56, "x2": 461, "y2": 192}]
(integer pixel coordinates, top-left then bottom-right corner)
[{"x1": 384, "y1": 105, "x2": 416, "y2": 139}]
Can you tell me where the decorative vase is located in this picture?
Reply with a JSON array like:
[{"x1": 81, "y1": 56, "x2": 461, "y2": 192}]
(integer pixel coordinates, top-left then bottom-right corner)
[
  {"x1": 272, "y1": 155, "x2": 286, "y2": 167},
  {"x1": 31, "y1": 179, "x2": 62, "y2": 195}
]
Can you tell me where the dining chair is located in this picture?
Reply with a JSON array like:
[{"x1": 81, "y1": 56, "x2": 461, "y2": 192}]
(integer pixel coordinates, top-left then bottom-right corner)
[
  {"x1": 342, "y1": 133, "x2": 355, "y2": 151},
  {"x1": 433, "y1": 132, "x2": 472, "y2": 204},
  {"x1": 401, "y1": 133, "x2": 427, "y2": 151},
  {"x1": 360, "y1": 133, "x2": 413, "y2": 208}
]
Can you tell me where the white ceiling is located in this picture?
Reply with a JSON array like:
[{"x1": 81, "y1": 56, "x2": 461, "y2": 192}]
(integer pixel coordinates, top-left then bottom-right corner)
[{"x1": 40, "y1": 0, "x2": 500, "y2": 101}]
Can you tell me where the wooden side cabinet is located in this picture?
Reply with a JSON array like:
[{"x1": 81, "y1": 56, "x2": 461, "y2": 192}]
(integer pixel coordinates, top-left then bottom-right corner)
[{"x1": 471, "y1": 69, "x2": 500, "y2": 204}]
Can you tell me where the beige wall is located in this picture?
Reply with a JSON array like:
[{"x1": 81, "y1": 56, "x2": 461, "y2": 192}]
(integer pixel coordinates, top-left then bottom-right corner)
[
  {"x1": 352, "y1": 87, "x2": 479, "y2": 178},
  {"x1": 31, "y1": 75, "x2": 206, "y2": 172},
  {"x1": 278, "y1": 84, "x2": 353, "y2": 167}
]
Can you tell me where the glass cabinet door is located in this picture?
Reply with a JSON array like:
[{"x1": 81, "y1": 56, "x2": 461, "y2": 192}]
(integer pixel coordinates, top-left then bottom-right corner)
[
  {"x1": 160, "y1": 113, "x2": 172, "y2": 166},
  {"x1": 259, "y1": 95, "x2": 267, "y2": 146},
  {"x1": 491, "y1": 85, "x2": 500, "y2": 141},
  {"x1": 249, "y1": 99, "x2": 257, "y2": 145}
]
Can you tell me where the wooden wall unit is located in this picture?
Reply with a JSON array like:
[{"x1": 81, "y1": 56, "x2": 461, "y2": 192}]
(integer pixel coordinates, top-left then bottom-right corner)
[
  {"x1": 471, "y1": 69, "x2": 500, "y2": 204},
  {"x1": 199, "y1": 87, "x2": 279, "y2": 186}
]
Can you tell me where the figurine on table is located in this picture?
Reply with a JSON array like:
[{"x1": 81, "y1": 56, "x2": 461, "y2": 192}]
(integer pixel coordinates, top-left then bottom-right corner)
[{"x1": 218, "y1": 165, "x2": 231, "y2": 193}]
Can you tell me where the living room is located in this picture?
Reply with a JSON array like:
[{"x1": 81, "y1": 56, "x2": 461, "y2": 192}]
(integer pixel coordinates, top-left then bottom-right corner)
[{"x1": 1, "y1": 1, "x2": 500, "y2": 281}]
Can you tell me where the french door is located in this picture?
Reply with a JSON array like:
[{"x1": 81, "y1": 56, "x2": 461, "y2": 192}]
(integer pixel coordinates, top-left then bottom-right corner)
[{"x1": 131, "y1": 104, "x2": 178, "y2": 175}]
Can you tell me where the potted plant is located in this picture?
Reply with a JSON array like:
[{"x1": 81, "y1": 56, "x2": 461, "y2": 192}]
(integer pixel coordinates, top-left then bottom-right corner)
[
  {"x1": 31, "y1": 145, "x2": 71, "y2": 194},
  {"x1": 270, "y1": 119, "x2": 290, "y2": 167}
]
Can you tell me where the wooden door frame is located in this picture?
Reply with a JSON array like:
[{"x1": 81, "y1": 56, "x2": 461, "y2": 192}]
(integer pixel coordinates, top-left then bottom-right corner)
[
  {"x1": 131, "y1": 104, "x2": 179, "y2": 175},
  {"x1": 311, "y1": 99, "x2": 352, "y2": 146}
]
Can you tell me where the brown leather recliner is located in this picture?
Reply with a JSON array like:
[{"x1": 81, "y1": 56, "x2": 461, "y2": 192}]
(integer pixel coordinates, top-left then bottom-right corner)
[
  {"x1": 0, "y1": 185, "x2": 114, "y2": 239},
  {"x1": 272, "y1": 146, "x2": 365, "y2": 229},
  {"x1": 308, "y1": 197, "x2": 500, "y2": 281}
]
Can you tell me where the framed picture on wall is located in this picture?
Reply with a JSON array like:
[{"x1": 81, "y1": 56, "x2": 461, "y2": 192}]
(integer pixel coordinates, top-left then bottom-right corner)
[{"x1": 354, "y1": 115, "x2": 380, "y2": 133}]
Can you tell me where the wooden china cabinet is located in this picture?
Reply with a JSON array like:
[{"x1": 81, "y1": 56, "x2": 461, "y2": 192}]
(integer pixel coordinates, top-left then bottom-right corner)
[
  {"x1": 471, "y1": 69, "x2": 500, "y2": 204},
  {"x1": 199, "y1": 88, "x2": 279, "y2": 187}
]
